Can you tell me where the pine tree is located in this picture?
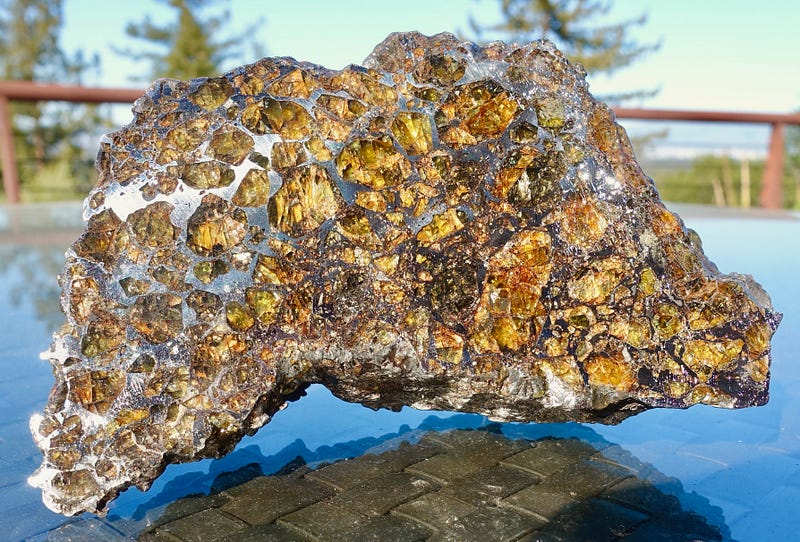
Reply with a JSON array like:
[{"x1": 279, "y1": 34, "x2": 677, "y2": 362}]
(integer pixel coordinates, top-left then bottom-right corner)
[
  {"x1": 472, "y1": 0, "x2": 659, "y2": 101},
  {"x1": 0, "y1": 0, "x2": 105, "y2": 200},
  {"x1": 117, "y1": 0, "x2": 263, "y2": 81}
]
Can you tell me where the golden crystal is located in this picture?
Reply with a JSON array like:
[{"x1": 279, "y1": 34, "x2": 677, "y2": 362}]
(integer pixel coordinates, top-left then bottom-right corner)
[
  {"x1": 268, "y1": 165, "x2": 338, "y2": 235},
  {"x1": 130, "y1": 293, "x2": 183, "y2": 344},
  {"x1": 207, "y1": 127, "x2": 254, "y2": 165},
  {"x1": 74, "y1": 209, "x2": 130, "y2": 265},
  {"x1": 232, "y1": 168, "x2": 270, "y2": 207},
  {"x1": 187, "y1": 194, "x2": 248, "y2": 256},
  {"x1": 336, "y1": 136, "x2": 412, "y2": 189},
  {"x1": 165, "y1": 118, "x2": 211, "y2": 151},
  {"x1": 181, "y1": 161, "x2": 235, "y2": 190},
  {"x1": 128, "y1": 202, "x2": 178, "y2": 248},
  {"x1": 189, "y1": 77, "x2": 233, "y2": 110},
  {"x1": 80, "y1": 313, "x2": 124, "y2": 357},
  {"x1": 261, "y1": 98, "x2": 313, "y2": 139},
  {"x1": 245, "y1": 288, "x2": 283, "y2": 324},
  {"x1": 415, "y1": 208, "x2": 464, "y2": 246},
  {"x1": 193, "y1": 259, "x2": 230, "y2": 284},
  {"x1": 271, "y1": 141, "x2": 308, "y2": 169},
  {"x1": 186, "y1": 290, "x2": 222, "y2": 321},
  {"x1": 391, "y1": 112, "x2": 433, "y2": 155},
  {"x1": 225, "y1": 301, "x2": 255, "y2": 331}
]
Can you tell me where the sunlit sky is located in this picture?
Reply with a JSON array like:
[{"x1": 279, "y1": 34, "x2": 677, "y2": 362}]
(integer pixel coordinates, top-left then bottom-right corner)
[{"x1": 61, "y1": 0, "x2": 800, "y2": 157}]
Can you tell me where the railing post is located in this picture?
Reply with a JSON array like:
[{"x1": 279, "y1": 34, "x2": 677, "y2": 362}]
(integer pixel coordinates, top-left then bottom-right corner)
[
  {"x1": 760, "y1": 122, "x2": 785, "y2": 209},
  {"x1": 0, "y1": 94, "x2": 20, "y2": 204}
]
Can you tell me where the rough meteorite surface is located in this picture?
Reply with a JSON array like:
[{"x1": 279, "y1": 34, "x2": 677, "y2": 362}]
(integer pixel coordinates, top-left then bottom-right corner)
[{"x1": 31, "y1": 32, "x2": 781, "y2": 515}]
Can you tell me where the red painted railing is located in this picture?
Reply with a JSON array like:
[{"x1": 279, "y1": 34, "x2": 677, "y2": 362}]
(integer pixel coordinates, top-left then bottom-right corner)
[
  {"x1": 0, "y1": 81, "x2": 143, "y2": 205},
  {"x1": 1, "y1": 80, "x2": 798, "y2": 208}
]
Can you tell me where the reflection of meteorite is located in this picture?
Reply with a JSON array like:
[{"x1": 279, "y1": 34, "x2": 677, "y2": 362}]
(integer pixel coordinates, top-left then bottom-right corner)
[
  {"x1": 30, "y1": 32, "x2": 780, "y2": 516},
  {"x1": 128, "y1": 429, "x2": 726, "y2": 541}
]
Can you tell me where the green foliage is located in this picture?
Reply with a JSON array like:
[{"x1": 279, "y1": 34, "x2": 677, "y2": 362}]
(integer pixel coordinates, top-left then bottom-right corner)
[
  {"x1": 649, "y1": 155, "x2": 798, "y2": 209},
  {"x1": 787, "y1": 123, "x2": 800, "y2": 209},
  {"x1": 472, "y1": 0, "x2": 659, "y2": 102},
  {"x1": 0, "y1": 0, "x2": 107, "y2": 202},
  {"x1": 117, "y1": 0, "x2": 263, "y2": 81}
]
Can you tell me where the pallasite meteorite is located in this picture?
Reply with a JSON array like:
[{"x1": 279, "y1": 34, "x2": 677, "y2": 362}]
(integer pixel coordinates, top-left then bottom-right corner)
[{"x1": 31, "y1": 32, "x2": 780, "y2": 515}]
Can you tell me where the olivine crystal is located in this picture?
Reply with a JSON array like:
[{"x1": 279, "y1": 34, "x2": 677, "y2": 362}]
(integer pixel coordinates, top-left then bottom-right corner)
[{"x1": 31, "y1": 32, "x2": 781, "y2": 516}]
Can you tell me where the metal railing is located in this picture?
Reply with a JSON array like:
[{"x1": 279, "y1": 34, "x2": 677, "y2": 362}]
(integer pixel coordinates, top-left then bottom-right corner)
[
  {"x1": 1, "y1": 80, "x2": 799, "y2": 208},
  {"x1": 0, "y1": 81, "x2": 142, "y2": 204}
]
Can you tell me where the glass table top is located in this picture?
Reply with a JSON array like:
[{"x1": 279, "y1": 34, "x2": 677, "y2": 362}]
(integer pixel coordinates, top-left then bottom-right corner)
[{"x1": 1, "y1": 202, "x2": 798, "y2": 542}]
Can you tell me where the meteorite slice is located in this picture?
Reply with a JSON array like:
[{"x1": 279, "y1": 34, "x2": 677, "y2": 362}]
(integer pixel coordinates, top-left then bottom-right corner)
[{"x1": 31, "y1": 32, "x2": 781, "y2": 516}]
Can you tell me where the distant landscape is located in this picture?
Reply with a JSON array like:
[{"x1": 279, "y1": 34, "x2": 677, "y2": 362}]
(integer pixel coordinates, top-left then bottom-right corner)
[{"x1": 640, "y1": 155, "x2": 799, "y2": 210}]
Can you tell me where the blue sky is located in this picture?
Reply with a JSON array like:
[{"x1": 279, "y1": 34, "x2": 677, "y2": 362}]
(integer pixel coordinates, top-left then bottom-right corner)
[{"x1": 61, "y1": 0, "x2": 800, "y2": 158}]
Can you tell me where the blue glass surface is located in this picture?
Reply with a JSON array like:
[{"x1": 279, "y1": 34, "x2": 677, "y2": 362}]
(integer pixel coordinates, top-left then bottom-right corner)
[{"x1": 1, "y1": 202, "x2": 798, "y2": 541}]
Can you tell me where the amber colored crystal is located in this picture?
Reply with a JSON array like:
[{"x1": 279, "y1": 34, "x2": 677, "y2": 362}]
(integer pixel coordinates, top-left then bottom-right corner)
[
  {"x1": 181, "y1": 161, "x2": 235, "y2": 190},
  {"x1": 232, "y1": 168, "x2": 270, "y2": 207},
  {"x1": 186, "y1": 290, "x2": 222, "y2": 321},
  {"x1": 189, "y1": 77, "x2": 233, "y2": 110},
  {"x1": 128, "y1": 202, "x2": 178, "y2": 248},
  {"x1": 165, "y1": 118, "x2": 211, "y2": 151},
  {"x1": 207, "y1": 127, "x2": 254, "y2": 165},
  {"x1": 336, "y1": 136, "x2": 411, "y2": 189},
  {"x1": 268, "y1": 165, "x2": 338, "y2": 235},
  {"x1": 245, "y1": 288, "x2": 283, "y2": 324},
  {"x1": 130, "y1": 293, "x2": 183, "y2": 344},
  {"x1": 73, "y1": 209, "x2": 129, "y2": 265},
  {"x1": 225, "y1": 301, "x2": 255, "y2": 331},
  {"x1": 260, "y1": 98, "x2": 314, "y2": 139},
  {"x1": 186, "y1": 194, "x2": 248, "y2": 256},
  {"x1": 391, "y1": 112, "x2": 433, "y2": 155},
  {"x1": 80, "y1": 313, "x2": 124, "y2": 357}
]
